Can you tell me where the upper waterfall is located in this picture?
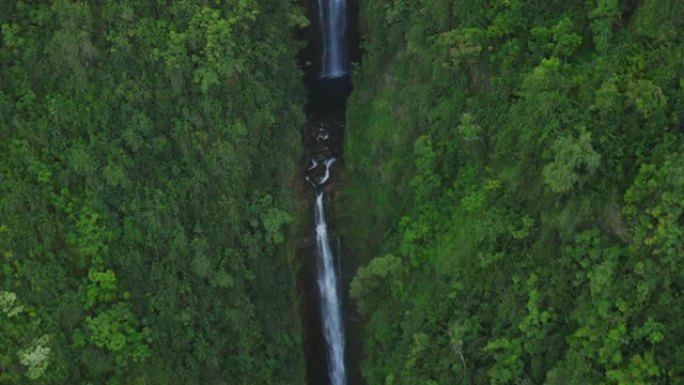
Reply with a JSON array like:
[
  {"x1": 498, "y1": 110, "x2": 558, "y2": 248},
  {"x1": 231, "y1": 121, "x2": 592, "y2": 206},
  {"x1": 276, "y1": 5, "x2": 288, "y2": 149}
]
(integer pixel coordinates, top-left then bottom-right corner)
[{"x1": 318, "y1": 0, "x2": 348, "y2": 78}]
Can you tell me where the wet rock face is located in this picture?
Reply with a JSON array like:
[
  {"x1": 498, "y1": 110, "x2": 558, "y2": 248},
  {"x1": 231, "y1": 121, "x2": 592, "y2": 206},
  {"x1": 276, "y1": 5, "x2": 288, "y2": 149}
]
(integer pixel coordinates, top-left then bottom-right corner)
[
  {"x1": 306, "y1": 158, "x2": 336, "y2": 187},
  {"x1": 305, "y1": 118, "x2": 345, "y2": 188}
]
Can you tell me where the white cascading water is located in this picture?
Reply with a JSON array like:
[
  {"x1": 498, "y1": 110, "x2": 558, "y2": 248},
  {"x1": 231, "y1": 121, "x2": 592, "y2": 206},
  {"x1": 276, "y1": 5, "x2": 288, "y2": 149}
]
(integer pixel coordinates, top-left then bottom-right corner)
[
  {"x1": 315, "y1": 190, "x2": 347, "y2": 385},
  {"x1": 318, "y1": 0, "x2": 348, "y2": 78},
  {"x1": 307, "y1": 124, "x2": 347, "y2": 385},
  {"x1": 310, "y1": 1, "x2": 349, "y2": 380}
]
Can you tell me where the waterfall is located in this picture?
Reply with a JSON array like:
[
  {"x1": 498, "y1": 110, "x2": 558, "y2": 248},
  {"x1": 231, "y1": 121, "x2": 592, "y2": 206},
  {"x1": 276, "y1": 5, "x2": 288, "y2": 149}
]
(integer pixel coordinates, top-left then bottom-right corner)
[
  {"x1": 307, "y1": 2, "x2": 350, "y2": 382},
  {"x1": 315, "y1": 191, "x2": 347, "y2": 385},
  {"x1": 318, "y1": 0, "x2": 348, "y2": 78},
  {"x1": 307, "y1": 121, "x2": 347, "y2": 385}
]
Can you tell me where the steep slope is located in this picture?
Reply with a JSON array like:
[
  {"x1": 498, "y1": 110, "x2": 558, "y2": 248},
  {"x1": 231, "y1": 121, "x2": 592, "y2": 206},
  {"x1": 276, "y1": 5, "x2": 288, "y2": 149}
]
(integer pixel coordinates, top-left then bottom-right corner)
[
  {"x1": 344, "y1": 1, "x2": 684, "y2": 384},
  {"x1": 0, "y1": 1, "x2": 307, "y2": 384}
]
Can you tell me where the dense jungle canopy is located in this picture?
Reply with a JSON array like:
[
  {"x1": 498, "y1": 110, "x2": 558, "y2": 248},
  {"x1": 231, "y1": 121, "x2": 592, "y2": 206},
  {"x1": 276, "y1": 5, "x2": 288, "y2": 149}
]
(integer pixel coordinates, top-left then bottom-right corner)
[
  {"x1": 1, "y1": 0, "x2": 683, "y2": 384},
  {"x1": 344, "y1": 1, "x2": 684, "y2": 384},
  {"x1": 1, "y1": 1, "x2": 307, "y2": 384}
]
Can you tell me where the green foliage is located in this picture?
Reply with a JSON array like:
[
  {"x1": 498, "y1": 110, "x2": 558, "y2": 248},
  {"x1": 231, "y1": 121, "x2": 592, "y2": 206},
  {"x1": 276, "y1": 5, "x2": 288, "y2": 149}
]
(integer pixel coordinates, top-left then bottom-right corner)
[
  {"x1": 350, "y1": 255, "x2": 404, "y2": 316},
  {"x1": 589, "y1": 0, "x2": 620, "y2": 52},
  {"x1": 0, "y1": 290, "x2": 51, "y2": 383},
  {"x1": 84, "y1": 302, "x2": 150, "y2": 362},
  {"x1": 18, "y1": 335, "x2": 52, "y2": 380},
  {"x1": 0, "y1": 291, "x2": 24, "y2": 318},
  {"x1": 345, "y1": 0, "x2": 684, "y2": 384},
  {"x1": 0, "y1": 0, "x2": 307, "y2": 383},
  {"x1": 542, "y1": 128, "x2": 601, "y2": 193}
]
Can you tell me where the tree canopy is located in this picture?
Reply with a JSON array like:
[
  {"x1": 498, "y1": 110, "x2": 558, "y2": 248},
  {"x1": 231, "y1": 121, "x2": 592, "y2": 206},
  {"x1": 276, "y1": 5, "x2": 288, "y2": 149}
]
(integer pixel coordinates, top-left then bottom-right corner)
[
  {"x1": 343, "y1": 0, "x2": 684, "y2": 384},
  {"x1": 1, "y1": 1, "x2": 307, "y2": 384}
]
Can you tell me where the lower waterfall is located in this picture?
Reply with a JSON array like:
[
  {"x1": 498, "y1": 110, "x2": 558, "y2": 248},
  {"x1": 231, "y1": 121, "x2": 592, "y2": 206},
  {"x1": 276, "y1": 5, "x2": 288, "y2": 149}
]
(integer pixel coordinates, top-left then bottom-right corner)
[
  {"x1": 306, "y1": 129, "x2": 347, "y2": 385},
  {"x1": 314, "y1": 190, "x2": 347, "y2": 385}
]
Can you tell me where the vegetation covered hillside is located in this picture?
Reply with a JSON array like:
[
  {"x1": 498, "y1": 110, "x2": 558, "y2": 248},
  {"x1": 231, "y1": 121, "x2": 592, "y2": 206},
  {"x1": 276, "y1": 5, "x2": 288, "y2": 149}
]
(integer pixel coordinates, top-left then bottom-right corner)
[
  {"x1": 0, "y1": 1, "x2": 307, "y2": 384},
  {"x1": 344, "y1": 0, "x2": 684, "y2": 384}
]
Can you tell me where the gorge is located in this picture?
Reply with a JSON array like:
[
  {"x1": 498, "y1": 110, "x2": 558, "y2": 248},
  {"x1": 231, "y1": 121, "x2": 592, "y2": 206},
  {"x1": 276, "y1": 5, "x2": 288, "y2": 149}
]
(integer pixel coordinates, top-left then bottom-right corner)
[
  {"x1": 298, "y1": 0, "x2": 360, "y2": 384},
  {"x1": 1, "y1": 1, "x2": 682, "y2": 384}
]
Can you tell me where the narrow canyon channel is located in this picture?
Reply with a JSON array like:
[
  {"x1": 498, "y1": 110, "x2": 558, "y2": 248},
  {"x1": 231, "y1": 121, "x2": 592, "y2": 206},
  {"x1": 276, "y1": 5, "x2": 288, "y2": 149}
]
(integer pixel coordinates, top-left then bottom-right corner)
[{"x1": 297, "y1": 0, "x2": 362, "y2": 384}]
